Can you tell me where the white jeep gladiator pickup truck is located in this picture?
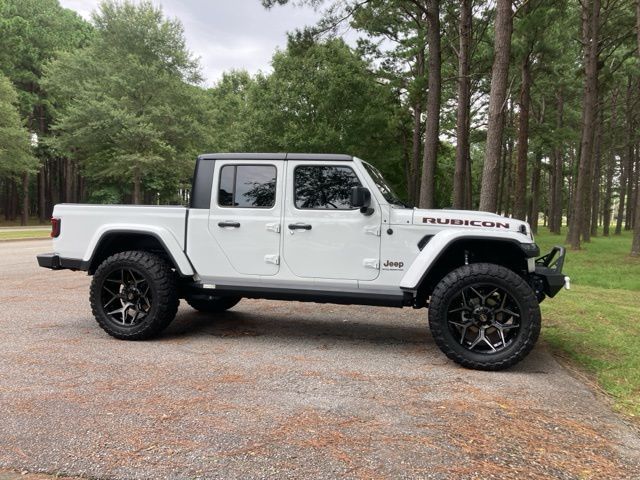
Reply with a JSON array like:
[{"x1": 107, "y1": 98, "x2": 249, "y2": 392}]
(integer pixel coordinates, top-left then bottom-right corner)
[{"x1": 37, "y1": 153, "x2": 568, "y2": 370}]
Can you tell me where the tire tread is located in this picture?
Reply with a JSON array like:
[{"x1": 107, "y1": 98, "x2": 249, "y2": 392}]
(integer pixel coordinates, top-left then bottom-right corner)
[
  {"x1": 428, "y1": 263, "x2": 541, "y2": 371},
  {"x1": 90, "y1": 251, "x2": 179, "y2": 340}
]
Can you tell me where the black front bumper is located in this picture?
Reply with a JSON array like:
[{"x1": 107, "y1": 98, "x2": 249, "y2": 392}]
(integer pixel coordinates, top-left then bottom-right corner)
[
  {"x1": 37, "y1": 253, "x2": 85, "y2": 271},
  {"x1": 533, "y1": 246, "x2": 567, "y2": 298}
]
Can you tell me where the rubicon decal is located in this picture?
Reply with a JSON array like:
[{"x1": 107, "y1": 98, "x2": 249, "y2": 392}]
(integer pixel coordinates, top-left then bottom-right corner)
[{"x1": 422, "y1": 217, "x2": 510, "y2": 229}]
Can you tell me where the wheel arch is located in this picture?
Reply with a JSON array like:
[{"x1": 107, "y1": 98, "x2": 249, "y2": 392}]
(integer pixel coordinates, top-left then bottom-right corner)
[
  {"x1": 84, "y1": 228, "x2": 194, "y2": 276},
  {"x1": 401, "y1": 230, "x2": 539, "y2": 300}
]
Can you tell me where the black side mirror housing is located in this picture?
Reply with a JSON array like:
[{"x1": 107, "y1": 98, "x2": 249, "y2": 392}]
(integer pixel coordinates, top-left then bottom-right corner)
[{"x1": 351, "y1": 186, "x2": 374, "y2": 215}]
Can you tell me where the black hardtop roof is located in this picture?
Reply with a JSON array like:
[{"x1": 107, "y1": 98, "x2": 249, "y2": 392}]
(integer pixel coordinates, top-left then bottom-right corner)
[{"x1": 197, "y1": 153, "x2": 353, "y2": 161}]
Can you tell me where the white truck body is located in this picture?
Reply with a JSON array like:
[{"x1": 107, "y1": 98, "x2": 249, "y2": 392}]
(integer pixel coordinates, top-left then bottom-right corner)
[
  {"x1": 38, "y1": 153, "x2": 568, "y2": 370},
  {"x1": 46, "y1": 154, "x2": 541, "y2": 301}
]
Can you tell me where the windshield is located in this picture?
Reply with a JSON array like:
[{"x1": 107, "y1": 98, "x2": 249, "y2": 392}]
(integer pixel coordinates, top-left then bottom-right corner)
[{"x1": 361, "y1": 161, "x2": 410, "y2": 208}]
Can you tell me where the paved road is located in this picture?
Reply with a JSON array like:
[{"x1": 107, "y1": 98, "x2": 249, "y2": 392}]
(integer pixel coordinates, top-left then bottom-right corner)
[{"x1": 1, "y1": 240, "x2": 639, "y2": 479}]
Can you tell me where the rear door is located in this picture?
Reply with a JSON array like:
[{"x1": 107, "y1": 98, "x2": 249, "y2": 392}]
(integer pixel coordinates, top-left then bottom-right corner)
[
  {"x1": 208, "y1": 160, "x2": 283, "y2": 276},
  {"x1": 282, "y1": 161, "x2": 381, "y2": 281}
]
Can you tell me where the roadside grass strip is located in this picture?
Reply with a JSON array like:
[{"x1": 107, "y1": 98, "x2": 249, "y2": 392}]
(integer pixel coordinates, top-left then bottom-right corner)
[
  {"x1": 0, "y1": 229, "x2": 50, "y2": 241},
  {"x1": 536, "y1": 229, "x2": 640, "y2": 418}
]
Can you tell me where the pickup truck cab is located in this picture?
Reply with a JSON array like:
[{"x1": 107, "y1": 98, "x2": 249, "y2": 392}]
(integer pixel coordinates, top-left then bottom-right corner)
[{"x1": 38, "y1": 153, "x2": 568, "y2": 370}]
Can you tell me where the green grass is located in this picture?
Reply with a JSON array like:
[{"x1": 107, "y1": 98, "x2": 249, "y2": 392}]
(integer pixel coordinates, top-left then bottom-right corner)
[
  {"x1": 0, "y1": 229, "x2": 50, "y2": 241},
  {"x1": 535, "y1": 229, "x2": 640, "y2": 418}
]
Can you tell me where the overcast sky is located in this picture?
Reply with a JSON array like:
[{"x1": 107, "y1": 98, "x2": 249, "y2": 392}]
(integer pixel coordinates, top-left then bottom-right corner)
[{"x1": 58, "y1": 0, "x2": 325, "y2": 86}]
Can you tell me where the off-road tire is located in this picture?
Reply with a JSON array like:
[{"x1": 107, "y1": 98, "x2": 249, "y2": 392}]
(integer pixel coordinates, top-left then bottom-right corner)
[
  {"x1": 428, "y1": 263, "x2": 541, "y2": 371},
  {"x1": 90, "y1": 251, "x2": 179, "y2": 340},
  {"x1": 186, "y1": 296, "x2": 241, "y2": 313}
]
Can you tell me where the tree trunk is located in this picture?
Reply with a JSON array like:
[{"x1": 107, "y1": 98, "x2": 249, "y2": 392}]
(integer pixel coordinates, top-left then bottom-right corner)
[
  {"x1": 479, "y1": 0, "x2": 513, "y2": 212},
  {"x1": 63, "y1": 158, "x2": 73, "y2": 203},
  {"x1": 7, "y1": 181, "x2": 16, "y2": 221},
  {"x1": 410, "y1": 48, "x2": 425, "y2": 206},
  {"x1": 567, "y1": 0, "x2": 600, "y2": 249},
  {"x1": 45, "y1": 160, "x2": 54, "y2": 218},
  {"x1": 624, "y1": 80, "x2": 635, "y2": 231},
  {"x1": 550, "y1": 90, "x2": 564, "y2": 233},
  {"x1": 603, "y1": 90, "x2": 618, "y2": 236},
  {"x1": 4, "y1": 181, "x2": 11, "y2": 221},
  {"x1": 498, "y1": 120, "x2": 513, "y2": 216},
  {"x1": 133, "y1": 166, "x2": 142, "y2": 205},
  {"x1": 38, "y1": 164, "x2": 46, "y2": 223},
  {"x1": 514, "y1": 54, "x2": 532, "y2": 220},
  {"x1": 615, "y1": 140, "x2": 628, "y2": 236},
  {"x1": 453, "y1": 0, "x2": 471, "y2": 209},
  {"x1": 504, "y1": 129, "x2": 515, "y2": 217},
  {"x1": 615, "y1": 86, "x2": 634, "y2": 235},
  {"x1": 79, "y1": 173, "x2": 86, "y2": 203},
  {"x1": 590, "y1": 109, "x2": 603, "y2": 236},
  {"x1": 20, "y1": 172, "x2": 29, "y2": 226},
  {"x1": 632, "y1": 145, "x2": 639, "y2": 229},
  {"x1": 529, "y1": 152, "x2": 542, "y2": 233},
  {"x1": 465, "y1": 154, "x2": 473, "y2": 209},
  {"x1": 401, "y1": 124, "x2": 410, "y2": 202},
  {"x1": 419, "y1": 0, "x2": 442, "y2": 209}
]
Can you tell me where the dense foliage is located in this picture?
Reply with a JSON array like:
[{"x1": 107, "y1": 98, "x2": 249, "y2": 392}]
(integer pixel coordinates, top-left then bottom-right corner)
[{"x1": 0, "y1": 0, "x2": 639, "y2": 253}]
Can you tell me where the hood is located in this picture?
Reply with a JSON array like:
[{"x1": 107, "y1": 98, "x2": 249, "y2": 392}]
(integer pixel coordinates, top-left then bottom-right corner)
[{"x1": 411, "y1": 208, "x2": 531, "y2": 236}]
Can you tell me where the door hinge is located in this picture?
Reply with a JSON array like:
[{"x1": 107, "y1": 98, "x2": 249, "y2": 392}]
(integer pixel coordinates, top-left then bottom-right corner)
[
  {"x1": 264, "y1": 254, "x2": 280, "y2": 265},
  {"x1": 266, "y1": 223, "x2": 281, "y2": 233},
  {"x1": 364, "y1": 225, "x2": 381, "y2": 236},
  {"x1": 363, "y1": 258, "x2": 380, "y2": 269}
]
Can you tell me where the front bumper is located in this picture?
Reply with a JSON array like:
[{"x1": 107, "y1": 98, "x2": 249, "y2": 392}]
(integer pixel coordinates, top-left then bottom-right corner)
[
  {"x1": 533, "y1": 246, "x2": 568, "y2": 298},
  {"x1": 37, "y1": 253, "x2": 85, "y2": 271}
]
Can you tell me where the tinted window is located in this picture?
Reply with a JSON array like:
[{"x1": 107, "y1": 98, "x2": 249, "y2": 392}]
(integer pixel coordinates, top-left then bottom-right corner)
[
  {"x1": 295, "y1": 166, "x2": 361, "y2": 209},
  {"x1": 218, "y1": 165, "x2": 277, "y2": 208}
]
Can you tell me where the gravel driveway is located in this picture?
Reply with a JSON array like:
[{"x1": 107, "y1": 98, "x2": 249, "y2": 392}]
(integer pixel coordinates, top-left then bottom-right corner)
[{"x1": 1, "y1": 239, "x2": 639, "y2": 479}]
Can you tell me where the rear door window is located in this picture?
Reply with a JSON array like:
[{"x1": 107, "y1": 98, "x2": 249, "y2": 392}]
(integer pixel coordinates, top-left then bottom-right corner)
[{"x1": 218, "y1": 165, "x2": 277, "y2": 208}]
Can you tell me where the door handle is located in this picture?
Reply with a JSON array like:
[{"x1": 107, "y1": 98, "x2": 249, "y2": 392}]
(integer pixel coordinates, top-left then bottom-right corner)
[
  {"x1": 218, "y1": 221, "x2": 240, "y2": 228},
  {"x1": 288, "y1": 223, "x2": 312, "y2": 231}
]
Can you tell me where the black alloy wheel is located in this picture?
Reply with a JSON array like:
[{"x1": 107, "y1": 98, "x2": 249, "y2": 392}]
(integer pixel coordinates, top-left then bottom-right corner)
[
  {"x1": 428, "y1": 263, "x2": 541, "y2": 371},
  {"x1": 446, "y1": 284, "x2": 522, "y2": 353},
  {"x1": 90, "y1": 251, "x2": 178, "y2": 340}
]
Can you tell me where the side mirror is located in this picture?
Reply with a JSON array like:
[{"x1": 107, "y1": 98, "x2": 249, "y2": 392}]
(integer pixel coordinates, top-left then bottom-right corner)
[{"x1": 351, "y1": 186, "x2": 374, "y2": 215}]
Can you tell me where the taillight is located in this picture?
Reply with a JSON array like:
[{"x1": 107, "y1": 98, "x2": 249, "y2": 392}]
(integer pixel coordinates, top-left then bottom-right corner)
[{"x1": 51, "y1": 217, "x2": 61, "y2": 238}]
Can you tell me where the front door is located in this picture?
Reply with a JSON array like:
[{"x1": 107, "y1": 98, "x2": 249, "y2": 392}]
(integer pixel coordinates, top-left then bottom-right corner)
[
  {"x1": 282, "y1": 161, "x2": 381, "y2": 281},
  {"x1": 208, "y1": 160, "x2": 283, "y2": 276}
]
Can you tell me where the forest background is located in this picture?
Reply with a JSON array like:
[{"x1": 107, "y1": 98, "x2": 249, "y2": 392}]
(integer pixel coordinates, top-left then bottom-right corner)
[{"x1": 1, "y1": 0, "x2": 640, "y2": 253}]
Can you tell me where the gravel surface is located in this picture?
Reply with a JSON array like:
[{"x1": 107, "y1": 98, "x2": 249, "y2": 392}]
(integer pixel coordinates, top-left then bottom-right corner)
[{"x1": 1, "y1": 240, "x2": 639, "y2": 479}]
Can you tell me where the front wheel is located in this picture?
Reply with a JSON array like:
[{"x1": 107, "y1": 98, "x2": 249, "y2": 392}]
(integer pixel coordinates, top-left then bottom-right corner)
[
  {"x1": 90, "y1": 251, "x2": 179, "y2": 340},
  {"x1": 428, "y1": 263, "x2": 541, "y2": 371}
]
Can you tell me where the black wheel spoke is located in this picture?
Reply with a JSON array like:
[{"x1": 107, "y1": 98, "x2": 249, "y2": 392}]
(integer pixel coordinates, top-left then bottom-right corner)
[
  {"x1": 448, "y1": 306, "x2": 470, "y2": 314},
  {"x1": 103, "y1": 294, "x2": 119, "y2": 309},
  {"x1": 496, "y1": 322, "x2": 519, "y2": 330},
  {"x1": 101, "y1": 267, "x2": 151, "y2": 327},
  {"x1": 496, "y1": 326, "x2": 507, "y2": 347},
  {"x1": 496, "y1": 307, "x2": 521, "y2": 318},
  {"x1": 468, "y1": 329, "x2": 484, "y2": 349},
  {"x1": 469, "y1": 286, "x2": 484, "y2": 303},
  {"x1": 446, "y1": 283, "x2": 522, "y2": 354}
]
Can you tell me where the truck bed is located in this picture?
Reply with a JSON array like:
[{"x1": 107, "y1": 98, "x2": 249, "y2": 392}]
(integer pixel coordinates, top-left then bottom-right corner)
[{"x1": 51, "y1": 204, "x2": 188, "y2": 264}]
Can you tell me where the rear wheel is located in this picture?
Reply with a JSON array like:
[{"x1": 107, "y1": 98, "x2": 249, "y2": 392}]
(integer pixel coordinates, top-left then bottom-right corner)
[
  {"x1": 428, "y1": 263, "x2": 540, "y2": 371},
  {"x1": 90, "y1": 251, "x2": 179, "y2": 340},
  {"x1": 186, "y1": 296, "x2": 241, "y2": 313}
]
